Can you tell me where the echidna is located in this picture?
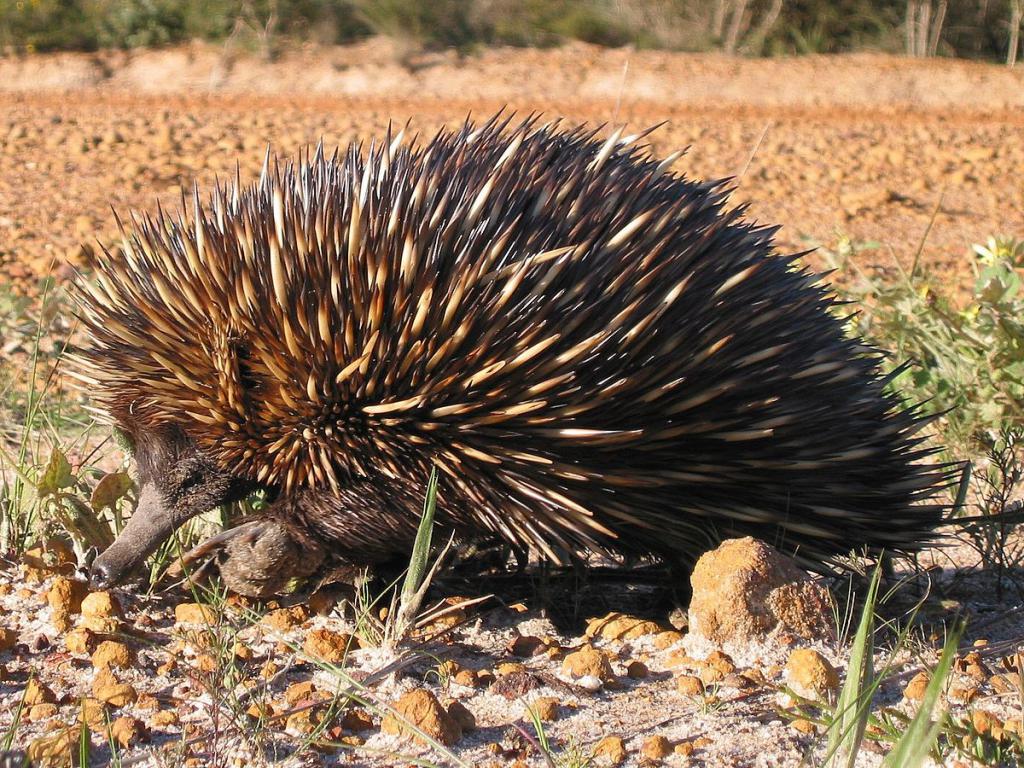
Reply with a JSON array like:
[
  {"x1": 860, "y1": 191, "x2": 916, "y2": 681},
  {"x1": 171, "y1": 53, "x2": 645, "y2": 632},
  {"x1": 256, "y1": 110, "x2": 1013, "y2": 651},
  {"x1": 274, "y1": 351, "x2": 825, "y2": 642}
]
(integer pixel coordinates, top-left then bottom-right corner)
[{"x1": 71, "y1": 115, "x2": 949, "y2": 597}]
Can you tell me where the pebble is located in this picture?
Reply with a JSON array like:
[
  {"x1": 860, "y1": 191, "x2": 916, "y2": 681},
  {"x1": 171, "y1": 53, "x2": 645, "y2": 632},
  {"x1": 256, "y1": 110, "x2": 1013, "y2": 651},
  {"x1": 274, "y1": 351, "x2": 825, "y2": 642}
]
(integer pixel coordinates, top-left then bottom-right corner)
[
  {"x1": 785, "y1": 648, "x2": 839, "y2": 701},
  {"x1": 91, "y1": 639, "x2": 133, "y2": 670},
  {"x1": 303, "y1": 628, "x2": 356, "y2": 663},
  {"x1": 528, "y1": 696, "x2": 559, "y2": 721},
  {"x1": 381, "y1": 688, "x2": 462, "y2": 746},
  {"x1": 592, "y1": 734, "x2": 627, "y2": 766},
  {"x1": 561, "y1": 646, "x2": 615, "y2": 683},
  {"x1": 641, "y1": 734, "x2": 672, "y2": 760}
]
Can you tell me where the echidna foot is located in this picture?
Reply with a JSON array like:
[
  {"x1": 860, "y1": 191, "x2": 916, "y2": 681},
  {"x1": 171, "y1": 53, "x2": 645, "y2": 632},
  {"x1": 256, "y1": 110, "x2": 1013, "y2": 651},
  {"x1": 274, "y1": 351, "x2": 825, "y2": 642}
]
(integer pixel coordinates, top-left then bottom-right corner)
[{"x1": 173, "y1": 520, "x2": 325, "y2": 598}]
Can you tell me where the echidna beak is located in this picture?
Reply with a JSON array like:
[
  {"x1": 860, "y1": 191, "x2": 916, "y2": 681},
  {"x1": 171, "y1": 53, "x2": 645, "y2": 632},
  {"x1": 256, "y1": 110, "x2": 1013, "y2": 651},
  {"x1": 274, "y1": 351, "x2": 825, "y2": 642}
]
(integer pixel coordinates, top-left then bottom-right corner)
[{"x1": 90, "y1": 481, "x2": 187, "y2": 589}]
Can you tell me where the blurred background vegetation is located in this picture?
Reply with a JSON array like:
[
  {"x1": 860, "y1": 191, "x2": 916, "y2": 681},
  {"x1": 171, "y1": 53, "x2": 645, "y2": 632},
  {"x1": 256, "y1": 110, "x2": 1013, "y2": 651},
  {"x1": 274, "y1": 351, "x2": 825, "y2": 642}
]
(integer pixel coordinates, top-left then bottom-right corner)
[{"x1": 0, "y1": 0, "x2": 1020, "y2": 62}]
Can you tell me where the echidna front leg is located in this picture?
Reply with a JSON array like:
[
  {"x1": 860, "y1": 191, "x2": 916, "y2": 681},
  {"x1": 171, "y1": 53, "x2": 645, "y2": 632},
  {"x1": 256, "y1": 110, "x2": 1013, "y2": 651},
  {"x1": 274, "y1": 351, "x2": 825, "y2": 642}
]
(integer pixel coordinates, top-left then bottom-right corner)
[{"x1": 215, "y1": 520, "x2": 325, "y2": 598}]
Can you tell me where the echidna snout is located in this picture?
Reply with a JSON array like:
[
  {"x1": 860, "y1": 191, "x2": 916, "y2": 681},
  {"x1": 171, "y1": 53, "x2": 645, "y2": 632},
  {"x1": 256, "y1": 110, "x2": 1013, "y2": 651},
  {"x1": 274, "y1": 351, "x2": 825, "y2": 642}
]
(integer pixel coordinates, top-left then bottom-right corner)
[
  {"x1": 89, "y1": 428, "x2": 251, "y2": 588},
  {"x1": 74, "y1": 115, "x2": 950, "y2": 596}
]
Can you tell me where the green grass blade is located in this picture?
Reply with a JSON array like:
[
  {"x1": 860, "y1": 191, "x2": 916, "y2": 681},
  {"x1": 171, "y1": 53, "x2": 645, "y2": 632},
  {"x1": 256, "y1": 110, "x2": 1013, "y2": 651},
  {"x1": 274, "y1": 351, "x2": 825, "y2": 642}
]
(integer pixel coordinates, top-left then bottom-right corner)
[
  {"x1": 402, "y1": 466, "x2": 438, "y2": 602},
  {"x1": 2, "y1": 684, "x2": 27, "y2": 750},
  {"x1": 78, "y1": 707, "x2": 91, "y2": 766},
  {"x1": 881, "y1": 624, "x2": 962, "y2": 768},
  {"x1": 825, "y1": 564, "x2": 881, "y2": 767},
  {"x1": 951, "y1": 462, "x2": 972, "y2": 516}
]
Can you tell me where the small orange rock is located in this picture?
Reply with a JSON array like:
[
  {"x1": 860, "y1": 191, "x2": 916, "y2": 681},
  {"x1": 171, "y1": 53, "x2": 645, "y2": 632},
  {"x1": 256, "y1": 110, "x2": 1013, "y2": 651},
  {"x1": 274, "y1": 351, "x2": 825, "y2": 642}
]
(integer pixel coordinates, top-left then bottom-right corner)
[
  {"x1": 586, "y1": 612, "x2": 664, "y2": 641},
  {"x1": 340, "y1": 707, "x2": 374, "y2": 732},
  {"x1": 193, "y1": 654, "x2": 218, "y2": 673},
  {"x1": 77, "y1": 698, "x2": 110, "y2": 729},
  {"x1": 263, "y1": 605, "x2": 308, "y2": 630},
  {"x1": 27, "y1": 702, "x2": 58, "y2": 722},
  {"x1": 675, "y1": 740, "x2": 696, "y2": 756},
  {"x1": 948, "y1": 684, "x2": 980, "y2": 704},
  {"x1": 183, "y1": 629, "x2": 216, "y2": 651},
  {"x1": 92, "y1": 669, "x2": 138, "y2": 707},
  {"x1": 677, "y1": 674, "x2": 705, "y2": 696},
  {"x1": 91, "y1": 640, "x2": 133, "y2": 670},
  {"x1": 529, "y1": 696, "x2": 559, "y2": 722},
  {"x1": 381, "y1": 688, "x2": 462, "y2": 746},
  {"x1": 81, "y1": 591, "x2": 122, "y2": 618},
  {"x1": 561, "y1": 646, "x2": 615, "y2": 682},
  {"x1": 972, "y1": 710, "x2": 1002, "y2": 736},
  {"x1": 453, "y1": 669, "x2": 480, "y2": 687},
  {"x1": 27, "y1": 727, "x2": 78, "y2": 765},
  {"x1": 508, "y1": 635, "x2": 547, "y2": 657},
  {"x1": 436, "y1": 659, "x2": 461, "y2": 679},
  {"x1": 664, "y1": 649, "x2": 700, "y2": 669},
  {"x1": 174, "y1": 603, "x2": 217, "y2": 625},
  {"x1": 285, "y1": 706, "x2": 328, "y2": 735},
  {"x1": 284, "y1": 680, "x2": 318, "y2": 705},
  {"x1": 0, "y1": 627, "x2": 17, "y2": 652},
  {"x1": 704, "y1": 650, "x2": 735, "y2": 675},
  {"x1": 592, "y1": 734, "x2": 627, "y2": 766},
  {"x1": 903, "y1": 671, "x2": 930, "y2": 701},
  {"x1": 24, "y1": 678, "x2": 56, "y2": 705},
  {"x1": 135, "y1": 693, "x2": 160, "y2": 710},
  {"x1": 246, "y1": 701, "x2": 274, "y2": 720},
  {"x1": 109, "y1": 716, "x2": 148, "y2": 748},
  {"x1": 303, "y1": 628, "x2": 356, "y2": 663},
  {"x1": 47, "y1": 576, "x2": 88, "y2": 616},
  {"x1": 50, "y1": 611, "x2": 72, "y2": 633},
  {"x1": 151, "y1": 709, "x2": 179, "y2": 727},
  {"x1": 785, "y1": 649, "x2": 839, "y2": 701},
  {"x1": 791, "y1": 718, "x2": 817, "y2": 735},
  {"x1": 641, "y1": 734, "x2": 672, "y2": 760},
  {"x1": 700, "y1": 664, "x2": 727, "y2": 685},
  {"x1": 232, "y1": 642, "x2": 254, "y2": 661},
  {"x1": 653, "y1": 630, "x2": 685, "y2": 650}
]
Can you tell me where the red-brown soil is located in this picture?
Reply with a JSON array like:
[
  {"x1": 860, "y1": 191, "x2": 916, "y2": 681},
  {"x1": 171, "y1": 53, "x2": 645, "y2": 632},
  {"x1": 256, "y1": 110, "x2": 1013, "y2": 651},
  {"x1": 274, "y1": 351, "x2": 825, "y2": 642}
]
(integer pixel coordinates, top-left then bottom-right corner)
[{"x1": 1, "y1": 40, "x2": 1022, "y2": 294}]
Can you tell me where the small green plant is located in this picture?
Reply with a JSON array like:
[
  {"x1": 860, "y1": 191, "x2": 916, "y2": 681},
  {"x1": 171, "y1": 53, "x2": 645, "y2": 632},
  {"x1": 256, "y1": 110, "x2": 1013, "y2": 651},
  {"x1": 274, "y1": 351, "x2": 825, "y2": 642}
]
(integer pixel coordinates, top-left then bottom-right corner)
[
  {"x1": 78, "y1": 712, "x2": 92, "y2": 767},
  {"x1": 782, "y1": 564, "x2": 965, "y2": 766},
  {"x1": 698, "y1": 684, "x2": 726, "y2": 715},
  {"x1": 824, "y1": 234, "x2": 1024, "y2": 457},
  {"x1": 956, "y1": 425, "x2": 1024, "y2": 596},
  {"x1": 521, "y1": 701, "x2": 593, "y2": 768},
  {"x1": 823, "y1": 566, "x2": 881, "y2": 767},
  {"x1": 349, "y1": 467, "x2": 476, "y2": 650}
]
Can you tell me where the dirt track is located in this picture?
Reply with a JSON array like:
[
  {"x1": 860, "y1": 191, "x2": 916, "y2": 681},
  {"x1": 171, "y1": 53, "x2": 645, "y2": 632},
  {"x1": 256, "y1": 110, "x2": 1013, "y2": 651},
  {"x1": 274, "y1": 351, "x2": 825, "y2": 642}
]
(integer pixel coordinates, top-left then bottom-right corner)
[{"x1": 1, "y1": 40, "x2": 1023, "y2": 294}]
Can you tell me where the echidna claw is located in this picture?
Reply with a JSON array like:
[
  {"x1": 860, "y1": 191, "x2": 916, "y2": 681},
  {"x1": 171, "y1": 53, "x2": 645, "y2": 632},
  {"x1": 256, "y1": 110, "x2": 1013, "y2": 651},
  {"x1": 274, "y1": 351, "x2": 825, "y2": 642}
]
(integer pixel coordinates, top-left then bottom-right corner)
[{"x1": 159, "y1": 521, "x2": 269, "y2": 584}]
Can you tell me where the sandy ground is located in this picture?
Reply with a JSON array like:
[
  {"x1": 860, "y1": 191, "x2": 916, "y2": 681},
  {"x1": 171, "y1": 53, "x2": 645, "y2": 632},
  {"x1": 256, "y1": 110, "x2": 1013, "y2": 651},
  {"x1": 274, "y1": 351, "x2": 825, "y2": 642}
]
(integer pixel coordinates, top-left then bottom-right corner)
[{"x1": 1, "y1": 41, "x2": 1023, "y2": 767}]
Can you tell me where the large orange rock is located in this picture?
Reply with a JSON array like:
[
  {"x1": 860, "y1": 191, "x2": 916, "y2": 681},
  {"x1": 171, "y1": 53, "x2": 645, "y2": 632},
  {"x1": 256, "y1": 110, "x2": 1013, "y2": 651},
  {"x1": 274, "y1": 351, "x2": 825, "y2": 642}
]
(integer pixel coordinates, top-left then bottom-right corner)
[{"x1": 689, "y1": 537, "x2": 833, "y2": 646}]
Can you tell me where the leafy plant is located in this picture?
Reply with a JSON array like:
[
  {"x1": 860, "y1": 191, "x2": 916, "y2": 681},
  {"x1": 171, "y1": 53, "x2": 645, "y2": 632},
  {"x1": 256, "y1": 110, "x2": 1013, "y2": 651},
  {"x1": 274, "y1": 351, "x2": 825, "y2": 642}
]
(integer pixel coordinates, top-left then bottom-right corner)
[
  {"x1": 956, "y1": 425, "x2": 1024, "y2": 595},
  {"x1": 825, "y1": 234, "x2": 1024, "y2": 456}
]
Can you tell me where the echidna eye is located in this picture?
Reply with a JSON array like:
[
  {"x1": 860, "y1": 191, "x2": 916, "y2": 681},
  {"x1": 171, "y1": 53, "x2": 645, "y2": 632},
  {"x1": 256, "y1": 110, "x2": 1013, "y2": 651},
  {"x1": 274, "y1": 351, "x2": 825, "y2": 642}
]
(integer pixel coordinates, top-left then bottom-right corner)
[{"x1": 177, "y1": 466, "x2": 205, "y2": 492}]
